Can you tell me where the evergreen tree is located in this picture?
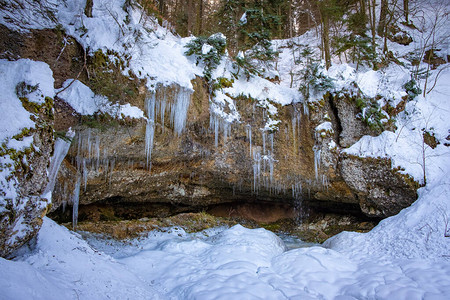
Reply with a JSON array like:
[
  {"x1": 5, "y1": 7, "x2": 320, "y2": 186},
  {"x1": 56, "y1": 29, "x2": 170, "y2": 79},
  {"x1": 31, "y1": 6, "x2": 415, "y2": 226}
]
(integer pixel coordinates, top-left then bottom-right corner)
[
  {"x1": 317, "y1": 0, "x2": 346, "y2": 69},
  {"x1": 214, "y1": 0, "x2": 245, "y2": 54},
  {"x1": 334, "y1": 3, "x2": 377, "y2": 69},
  {"x1": 296, "y1": 45, "x2": 333, "y2": 100},
  {"x1": 234, "y1": 0, "x2": 281, "y2": 78}
]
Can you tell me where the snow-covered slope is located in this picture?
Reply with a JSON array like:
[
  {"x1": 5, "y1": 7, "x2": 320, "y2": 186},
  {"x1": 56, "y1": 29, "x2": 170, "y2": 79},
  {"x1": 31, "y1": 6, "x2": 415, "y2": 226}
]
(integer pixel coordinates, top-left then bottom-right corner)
[
  {"x1": 1, "y1": 216, "x2": 449, "y2": 299},
  {"x1": 0, "y1": 0, "x2": 202, "y2": 90},
  {"x1": 0, "y1": 218, "x2": 164, "y2": 299}
]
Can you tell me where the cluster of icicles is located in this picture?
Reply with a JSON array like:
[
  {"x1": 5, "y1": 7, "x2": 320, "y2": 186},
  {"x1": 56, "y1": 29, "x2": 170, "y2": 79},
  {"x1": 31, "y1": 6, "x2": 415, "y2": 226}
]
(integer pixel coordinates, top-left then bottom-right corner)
[
  {"x1": 145, "y1": 86, "x2": 192, "y2": 170},
  {"x1": 47, "y1": 85, "x2": 332, "y2": 229}
]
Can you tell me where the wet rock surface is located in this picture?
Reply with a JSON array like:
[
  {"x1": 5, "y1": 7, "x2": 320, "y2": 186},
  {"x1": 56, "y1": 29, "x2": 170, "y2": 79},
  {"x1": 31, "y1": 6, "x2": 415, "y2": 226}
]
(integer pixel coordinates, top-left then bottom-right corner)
[
  {"x1": 51, "y1": 78, "x2": 418, "y2": 223},
  {"x1": 0, "y1": 27, "x2": 418, "y2": 243}
]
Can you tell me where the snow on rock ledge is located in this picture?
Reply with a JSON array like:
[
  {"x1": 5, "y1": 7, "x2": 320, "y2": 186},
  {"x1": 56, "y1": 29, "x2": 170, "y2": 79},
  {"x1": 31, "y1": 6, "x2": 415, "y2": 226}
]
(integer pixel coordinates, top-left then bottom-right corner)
[{"x1": 57, "y1": 79, "x2": 145, "y2": 119}]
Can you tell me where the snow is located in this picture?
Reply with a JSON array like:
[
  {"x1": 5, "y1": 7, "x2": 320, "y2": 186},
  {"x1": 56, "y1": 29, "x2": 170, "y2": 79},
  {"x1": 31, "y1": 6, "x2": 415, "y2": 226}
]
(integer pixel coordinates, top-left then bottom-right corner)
[
  {"x1": 119, "y1": 103, "x2": 144, "y2": 119},
  {"x1": 0, "y1": 59, "x2": 54, "y2": 215},
  {"x1": 57, "y1": 79, "x2": 144, "y2": 119},
  {"x1": 344, "y1": 66, "x2": 450, "y2": 184},
  {"x1": 356, "y1": 69, "x2": 381, "y2": 98},
  {"x1": 1, "y1": 216, "x2": 449, "y2": 299},
  {"x1": 0, "y1": 218, "x2": 164, "y2": 300},
  {"x1": 223, "y1": 74, "x2": 300, "y2": 106},
  {"x1": 1, "y1": 1, "x2": 450, "y2": 299},
  {"x1": 57, "y1": 79, "x2": 109, "y2": 115},
  {"x1": 316, "y1": 121, "x2": 334, "y2": 136},
  {"x1": 0, "y1": 59, "x2": 54, "y2": 143},
  {"x1": 202, "y1": 43, "x2": 214, "y2": 55},
  {"x1": 1, "y1": 60, "x2": 450, "y2": 300},
  {"x1": 0, "y1": 0, "x2": 201, "y2": 90},
  {"x1": 240, "y1": 12, "x2": 247, "y2": 24}
]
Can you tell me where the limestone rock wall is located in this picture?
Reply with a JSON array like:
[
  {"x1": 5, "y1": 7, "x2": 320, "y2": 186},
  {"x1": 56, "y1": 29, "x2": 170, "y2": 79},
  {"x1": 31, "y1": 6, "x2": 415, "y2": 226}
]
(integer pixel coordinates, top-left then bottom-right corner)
[
  {"x1": 0, "y1": 26, "x2": 418, "y2": 227},
  {"x1": 53, "y1": 78, "x2": 418, "y2": 221}
]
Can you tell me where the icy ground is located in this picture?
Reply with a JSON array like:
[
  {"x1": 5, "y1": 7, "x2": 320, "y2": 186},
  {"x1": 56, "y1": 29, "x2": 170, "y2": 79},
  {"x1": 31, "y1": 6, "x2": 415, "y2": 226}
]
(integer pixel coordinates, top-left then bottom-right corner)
[{"x1": 1, "y1": 197, "x2": 449, "y2": 300}]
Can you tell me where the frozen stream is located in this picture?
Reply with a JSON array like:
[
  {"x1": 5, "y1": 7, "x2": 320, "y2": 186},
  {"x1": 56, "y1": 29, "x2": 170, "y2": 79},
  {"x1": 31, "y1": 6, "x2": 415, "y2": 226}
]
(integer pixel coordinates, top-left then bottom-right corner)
[
  {"x1": 76, "y1": 224, "x2": 449, "y2": 299},
  {"x1": 80, "y1": 226, "x2": 316, "y2": 259},
  {"x1": 1, "y1": 218, "x2": 449, "y2": 299}
]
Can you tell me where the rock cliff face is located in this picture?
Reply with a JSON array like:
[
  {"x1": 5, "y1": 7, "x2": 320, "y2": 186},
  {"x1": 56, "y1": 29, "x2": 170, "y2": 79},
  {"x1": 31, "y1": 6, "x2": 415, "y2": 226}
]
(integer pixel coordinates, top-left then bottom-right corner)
[
  {"x1": 0, "y1": 25, "x2": 418, "y2": 247},
  {"x1": 52, "y1": 78, "x2": 418, "y2": 222},
  {"x1": 0, "y1": 91, "x2": 54, "y2": 258}
]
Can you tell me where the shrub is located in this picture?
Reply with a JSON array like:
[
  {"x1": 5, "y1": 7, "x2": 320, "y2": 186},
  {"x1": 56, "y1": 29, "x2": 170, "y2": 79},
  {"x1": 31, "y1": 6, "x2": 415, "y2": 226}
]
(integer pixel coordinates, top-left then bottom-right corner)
[{"x1": 185, "y1": 33, "x2": 227, "y2": 82}]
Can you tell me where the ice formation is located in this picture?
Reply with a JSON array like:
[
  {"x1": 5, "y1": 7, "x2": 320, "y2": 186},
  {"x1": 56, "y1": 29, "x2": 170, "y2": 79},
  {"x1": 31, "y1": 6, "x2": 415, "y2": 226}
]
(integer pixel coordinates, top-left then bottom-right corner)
[
  {"x1": 43, "y1": 131, "x2": 74, "y2": 197},
  {"x1": 72, "y1": 175, "x2": 81, "y2": 231},
  {"x1": 145, "y1": 86, "x2": 192, "y2": 169},
  {"x1": 313, "y1": 145, "x2": 321, "y2": 181}
]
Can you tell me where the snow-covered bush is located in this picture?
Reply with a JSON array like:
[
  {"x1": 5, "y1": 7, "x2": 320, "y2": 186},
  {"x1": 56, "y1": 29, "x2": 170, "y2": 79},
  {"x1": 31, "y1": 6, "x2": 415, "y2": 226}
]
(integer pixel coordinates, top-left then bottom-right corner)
[
  {"x1": 354, "y1": 96, "x2": 388, "y2": 133},
  {"x1": 184, "y1": 33, "x2": 227, "y2": 82},
  {"x1": 232, "y1": 51, "x2": 261, "y2": 79},
  {"x1": 296, "y1": 45, "x2": 333, "y2": 100},
  {"x1": 403, "y1": 78, "x2": 422, "y2": 100}
]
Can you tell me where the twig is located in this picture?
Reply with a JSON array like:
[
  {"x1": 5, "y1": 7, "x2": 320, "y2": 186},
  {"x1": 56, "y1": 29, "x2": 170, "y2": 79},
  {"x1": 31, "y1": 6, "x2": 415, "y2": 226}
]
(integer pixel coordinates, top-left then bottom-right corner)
[
  {"x1": 55, "y1": 47, "x2": 89, "y2": 97},
  {"x1": 53, "y1": 37, "x2": 69, "y2": 67},
  {"x1": 426, "y1": 65, "x2": 450, "y2": 95}
]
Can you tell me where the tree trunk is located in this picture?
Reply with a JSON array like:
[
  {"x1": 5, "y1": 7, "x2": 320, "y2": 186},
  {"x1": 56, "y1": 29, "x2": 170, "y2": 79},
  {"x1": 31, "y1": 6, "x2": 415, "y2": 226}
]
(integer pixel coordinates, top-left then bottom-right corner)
[
  {"x1": 322, "y1": 14, "x2": 331, "y2": 69},
  {"x1": 368, "y1": 0, "x2": 376, "y2": 48},
  {"x1": 404, "y1": 0, "x2": 409, "y2": 23},
  {"x1": 199, "y1": 0, "x2": 204, "y2": 35},
  {"x1": 288, "y1": 0, "x2": 293, "y2": 38},
  {"x1": 360, "y1": 0, "x2": 366, "y2": 19},
  {"x1": 378, "y1": 0, "x2": 388, "y2": 36},
  {"x1": 84, "y1": 0, "x2": 93, "y2": 18},
  {"x1": 159, "y1": 0, "x2": 165, "y2": 16},
  {"x1": 187, "y1": 0, "x2": 193, "y2": 35}
]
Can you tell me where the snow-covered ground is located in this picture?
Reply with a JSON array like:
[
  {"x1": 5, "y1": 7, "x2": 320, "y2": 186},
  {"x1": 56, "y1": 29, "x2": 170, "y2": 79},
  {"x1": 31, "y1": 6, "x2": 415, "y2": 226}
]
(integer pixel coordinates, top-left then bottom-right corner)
[{"x1": 1, "y1": 210, "x2": 449, "y2": 299}]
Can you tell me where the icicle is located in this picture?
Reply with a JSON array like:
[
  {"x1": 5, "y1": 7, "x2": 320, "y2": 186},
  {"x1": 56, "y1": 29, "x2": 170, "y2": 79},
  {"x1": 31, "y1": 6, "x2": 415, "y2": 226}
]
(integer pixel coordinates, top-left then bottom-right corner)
[
  {"x1": 322, "y1": 174, "x2": 329, "y2": 191},
  {"x1": 246, "y1": 125, "x2": 252, "y2": 156},
  {"x1": 145, "y1": 120, "x2": 155, "y2": 169},
  {"x1": 223, "y1": 121, "x2": 230, "y2": 144},
  {"x1": 313, "y1": 145, "x2": 321, "y2": 181},
  {"x1": 104, "y1": 159, "x2": 109, "y2": 180},
  {"x1": 95, "y1": 135, "x2": 100, "y2": 172},
  {"x1": 109, "y1": 158, "x2": 115, "y2": 184},
  {"x1": 43, "y1": 130, "x2": 74, "y2": 196},
  {"x1": 76, "y1": 132, "x2": 82, "y2": 171},
  {"x1": 252, "y1": 149, "x2": 261, "y2": 194},
  {"x1": 72, "y1": 174, "x2": 81, "y2": 231},
  {"x1": 269, "y1": 156, "x2": 274, "y2": 185},
  {"x1": 303, "y1": 101, "x2": 309, "y2": 116},
  {"x1": 262, "y1": 130, "x2": 266, "y2": 155},
  {"x1": 170, "y1": 87, "x2": 192, "y2": 135},
  {"x1": 292, "y1": 116, "x2": 296, "y2": 140},
  {"x1": 292, "y1": 180, "x2": 304, "y2": 224},
  {"x1": 145, "y1": 93, "x2": 156, "y2": 170},
  {"x1": 160, "y1": 91, "x2": 167, "y2": 132},
  {"x1": 87, "y1": 128, "x2": 91, "y2": 159},
  {"x1": 291, "y1": 110, "x2": 300, "y2": 150},
  {"x1": 82, "y1": 158, "x2": 88, "y2": 191},
  {"x1": 212, "y1": 115, "x2": 219, "y2": 147},
  {"x1": 269, "y1": 133, "x2": 274, "y2": 154}
]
